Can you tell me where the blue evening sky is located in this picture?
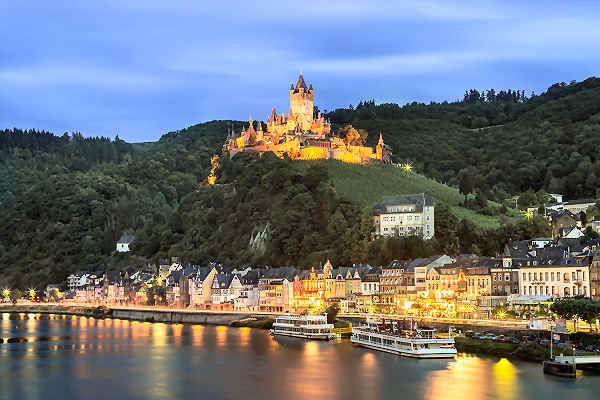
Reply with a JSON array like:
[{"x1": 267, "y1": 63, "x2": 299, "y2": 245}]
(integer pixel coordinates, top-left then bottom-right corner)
[{"x1": 1, "y1": 1, "x2": 598, "y2": 142}]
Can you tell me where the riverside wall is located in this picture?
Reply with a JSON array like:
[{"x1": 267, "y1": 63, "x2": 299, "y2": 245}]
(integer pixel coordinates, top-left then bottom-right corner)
[
  {"x1": 110, "y1": 308, "x2": 272, "y2": 325},
  {"x1": 0, "y1": 304, "x2": 273, "y2": 326}
]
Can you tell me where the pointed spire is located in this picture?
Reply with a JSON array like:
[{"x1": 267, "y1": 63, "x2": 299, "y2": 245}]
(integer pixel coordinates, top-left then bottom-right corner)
[
  {"x1": 378, "y1": 132, "x2": 384, "y2": 145},
  {"x1": 290, "y1": 83, "x2": 295, "y2": 90},
  {"x1": 309, "y1": 83, "x2": 313, "y2": 91},
  {"x1": 295, "y1": 74, "x2": 307, "y2": 90},
  {"x1": 257, "y1": 120, "x2": 262, "y2": 131}
]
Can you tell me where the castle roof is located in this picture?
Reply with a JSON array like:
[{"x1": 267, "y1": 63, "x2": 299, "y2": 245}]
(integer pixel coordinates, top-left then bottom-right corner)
[{"x1": 295, "y1": 74, "x2": 308, "y2": 90}]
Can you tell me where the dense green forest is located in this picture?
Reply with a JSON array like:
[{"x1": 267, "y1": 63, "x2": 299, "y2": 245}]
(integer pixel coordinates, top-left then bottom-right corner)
[
  {"x1": 328, "y1": 77, "x2": 600, "y2": 201},
  {"x1": 4, "y1": 76, "x2": 598, "y2": 288},
  {"x1": 0, "y1": 122, "x2": 228, "y2": 287}
]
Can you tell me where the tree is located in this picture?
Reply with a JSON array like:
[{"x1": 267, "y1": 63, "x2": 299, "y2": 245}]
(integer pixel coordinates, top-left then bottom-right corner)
[
  {"x1": 517, "y1": 190, "x2": 537, "y2": 210},
  {"x1": 475, "y1": 191, "x2": 488, "y2": 209},
  {"x1": 459, "y1": 172, "x2": 473, "y2": 204},
  {"x1": 9, "y1": 289, "x2": 22, "y2": 304},
  {"x1": 326, "y1": 303, "x2": 340, "y2": 324}
]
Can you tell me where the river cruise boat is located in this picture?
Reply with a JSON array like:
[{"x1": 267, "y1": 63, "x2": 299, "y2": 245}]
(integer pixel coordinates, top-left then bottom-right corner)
[
  {"x1": 351, "y1": 317, "x2": 457, "y2": 358},
  {"x1": 270, "y1": 311, "x2": 334, "y2": 340}
]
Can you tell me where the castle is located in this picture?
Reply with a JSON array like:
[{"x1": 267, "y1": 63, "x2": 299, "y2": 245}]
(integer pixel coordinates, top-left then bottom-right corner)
[{"x1": 222, "y1": 74, "x2": 392, "y2": 164}]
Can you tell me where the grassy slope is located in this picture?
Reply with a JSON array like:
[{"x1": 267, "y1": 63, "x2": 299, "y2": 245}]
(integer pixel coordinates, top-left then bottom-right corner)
[{"x1": 299, "y1": 160, "x2": 521, "y2": 229}]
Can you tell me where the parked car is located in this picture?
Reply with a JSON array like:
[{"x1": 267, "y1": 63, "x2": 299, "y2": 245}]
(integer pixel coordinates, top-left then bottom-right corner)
[
  {"x1": 538, "y1": 339, "x2": 550, "y2": 346},
  {"x1": 483, "y1": 334, "x2": 497, "y2": 341},
  {"x1": 495, "y1": 335, "x2": 506, "y2": 342},
  {"x1": 506, "y1": 337, "x2": 520, "y2": 344},
  {"x1": 464, "y1": 331, "x2": 475, "y2": 338},
  {"x1": 576, "y1": 343, "x2": 587, "y2": 351}
]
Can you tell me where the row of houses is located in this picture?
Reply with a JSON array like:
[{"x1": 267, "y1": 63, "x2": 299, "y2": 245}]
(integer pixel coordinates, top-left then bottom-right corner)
[{"x1": 61, "y1": 239, "x2": 600, "y2": 317}]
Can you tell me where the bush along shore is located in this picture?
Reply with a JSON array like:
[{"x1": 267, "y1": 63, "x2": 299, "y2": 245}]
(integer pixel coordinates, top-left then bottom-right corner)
[
  {"x1": 229, "y1": 317, "x2": 274, "y2": 330},
  {"x1": 454, "y1": 337, "x2": 573, "y2": 362}
]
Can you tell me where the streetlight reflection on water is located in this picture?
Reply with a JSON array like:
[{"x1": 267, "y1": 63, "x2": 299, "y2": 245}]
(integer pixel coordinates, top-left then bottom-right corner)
[{"x1": 425, "y1": 355, "x2": 518, "y2": 400}]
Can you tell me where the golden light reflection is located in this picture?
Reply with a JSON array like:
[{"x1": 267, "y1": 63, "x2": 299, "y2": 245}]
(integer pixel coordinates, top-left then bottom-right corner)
[
  {"x1": 216, "y1": 325, "x2": 227, "y2": 348},
  {"x1": 152, "y1": 323, "x2": 168, "y2": 347},
  {"x1": 493, "y1": 358, "x2": 517, "y2": 400},
  {"x1": 239, "y1": 327, "x2": 250, "y2": 348},
  {"x1": 424, "y1": 355, "x2": 488, "y2": 400},
  {"x1": 359, "y1": 351, "x2": 380, "y2": 393},
  {"x1": 172, "y1": 324, "x2": 183, "y2": 346},
  {"x1": 192, "y1": 325, "x2": 204, "y2": 347}
]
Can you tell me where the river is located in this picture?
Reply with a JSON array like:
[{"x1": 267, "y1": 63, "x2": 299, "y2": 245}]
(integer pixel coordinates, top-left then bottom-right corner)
[{"x1": 1, "y1": 313, "x2": 598, "y2": 400}]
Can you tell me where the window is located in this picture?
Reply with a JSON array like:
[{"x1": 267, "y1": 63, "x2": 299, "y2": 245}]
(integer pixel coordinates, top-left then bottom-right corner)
[
  {"x1": 523, "y1": 273, "x2": 526, "y2": 281},
  {"x1": 529, "y1": 273, "x2": 532, "y2": 281},
  {"x1": 551, "y1": 272, "x2": 554, "y2": 282},
  {"x1": 505, "y1": 274, "x2": 510, "y2": 281},
  {"x1": 545, "y1": 272, "x2": 549, "y2": 281}
]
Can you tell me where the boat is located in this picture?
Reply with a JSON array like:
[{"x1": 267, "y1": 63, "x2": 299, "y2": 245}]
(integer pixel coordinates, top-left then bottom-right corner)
[
  {"x1": 351, "y1": 317, "x2": 457, "y2": 359},
  {"x1": 270, "y1": 311, "x2": 334, "y2": 340}
]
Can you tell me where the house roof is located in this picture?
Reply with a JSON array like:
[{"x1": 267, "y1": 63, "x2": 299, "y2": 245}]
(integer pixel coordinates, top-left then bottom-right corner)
[
  {"x1": 373, "y1": 193, "x2": 434, "y2": 215},
  {"x1": 117, "y1": 234, "x2": 134, "y2": 244}
]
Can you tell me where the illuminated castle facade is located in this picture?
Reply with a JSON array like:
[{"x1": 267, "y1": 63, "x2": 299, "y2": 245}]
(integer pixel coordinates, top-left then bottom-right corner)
[{"x1": 223, "y1": 74, "x2": 392, "y2": 164}]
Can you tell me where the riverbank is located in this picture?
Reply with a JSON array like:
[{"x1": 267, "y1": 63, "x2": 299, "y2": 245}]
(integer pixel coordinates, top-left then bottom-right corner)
[
  {"x1": 0, "y1": 304, "x2": 109, "y2": 318},
  {"x1": 454, "y1": 337, "x2": 556, "y2": 362}
]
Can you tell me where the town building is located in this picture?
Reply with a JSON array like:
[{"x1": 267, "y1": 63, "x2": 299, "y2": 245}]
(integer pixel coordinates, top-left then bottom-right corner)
[
  {"x1": 519, "y1": 261, "x2": 591, "y2": 297},
  {"x1": 590, "y1": 253, "x2": 600, "y2": 300},
  {"x1": 116, "y1": 235, "x2": 134, "y2": 252},
  {"x1": 563, "y1": 199, "x2": 596, "y2": 215},
  {"x1": 222, "y1": 74, "x2": 392, "y2": 164},
  {"x1": 412, "y1": 255, "x2": 455, "y2": 294},
  {"x1": 373, "y1": 194, "x2": 435, "y2": 240}
]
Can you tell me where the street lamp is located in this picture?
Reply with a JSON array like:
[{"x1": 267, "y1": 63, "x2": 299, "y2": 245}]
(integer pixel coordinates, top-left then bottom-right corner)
[
  {"x1": 28, "y1": 288, "x2": 36, "y2": 301},
  {"x1": 2, "y1": 288, "x2": 10, "y2": 299}
]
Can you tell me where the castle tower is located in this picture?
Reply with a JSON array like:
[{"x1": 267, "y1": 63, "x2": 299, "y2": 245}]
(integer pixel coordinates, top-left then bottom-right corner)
[
  {"x1": 256, "y1": 119, "x2": 263, "y2": 142},
  {"x1": 376, "y1": 133, "x2": 384, "y2": 161},
  {"x1": 289, "y1": 74, "x2": 314, "y2": 131}
]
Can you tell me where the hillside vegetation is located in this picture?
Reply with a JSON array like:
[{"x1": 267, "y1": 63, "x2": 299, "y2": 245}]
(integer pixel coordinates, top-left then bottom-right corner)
[
  {"x1": 307, "y1": 160, "x2": 521, "y2": 229},
  {"x1": 329, "y1": 77, "x2": 600, "y2": 202},
  {"x1": 5, "y1": 75, "x2": 595, "y2": 288}
]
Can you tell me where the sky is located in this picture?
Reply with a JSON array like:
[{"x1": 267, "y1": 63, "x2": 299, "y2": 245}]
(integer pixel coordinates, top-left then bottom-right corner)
[{"x1": 1, "y1": 1, "x2": 599, "y2": 142}]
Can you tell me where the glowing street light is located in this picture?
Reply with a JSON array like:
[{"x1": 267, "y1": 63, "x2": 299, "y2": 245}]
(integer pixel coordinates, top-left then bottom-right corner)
[
  {"x1": 402, "y1": 162, "x2": 414, "y2": 173},
  {"x1": 522, "y1": 210, "x2": 534, "y2": 222},
  {"x1": 2, "y1": 288, "x2": 10, "y2": 299},
  {"x1": 28, "y1": 288, "x2": 36, "y2": 300}
]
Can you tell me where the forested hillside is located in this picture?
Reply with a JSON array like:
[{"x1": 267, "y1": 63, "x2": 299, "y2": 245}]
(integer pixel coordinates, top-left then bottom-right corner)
[
  {"x1": 0, "y1": 122, "x2": 229, "y2": 287},
  {"x1": 329, "y1": 77, "x2": 600, "y2": 202},
  {"x1": 4, "y1": 76, "x2": 597, "y2": 288}
]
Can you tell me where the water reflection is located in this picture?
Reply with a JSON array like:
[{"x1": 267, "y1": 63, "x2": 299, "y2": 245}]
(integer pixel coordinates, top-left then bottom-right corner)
[{"x1": 1, "y1": 313, "x2": 598, "y2": 400}]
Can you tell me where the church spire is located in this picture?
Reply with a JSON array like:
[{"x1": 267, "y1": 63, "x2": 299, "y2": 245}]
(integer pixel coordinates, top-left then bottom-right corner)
[{"x1": 378, "y1": 132, "x2": 384, "y2": 145}]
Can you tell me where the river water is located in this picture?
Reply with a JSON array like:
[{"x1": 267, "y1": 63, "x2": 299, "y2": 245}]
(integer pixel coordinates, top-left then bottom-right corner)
[{"x1": 1, "y1": 313, "x2": 598, "y2": 400}]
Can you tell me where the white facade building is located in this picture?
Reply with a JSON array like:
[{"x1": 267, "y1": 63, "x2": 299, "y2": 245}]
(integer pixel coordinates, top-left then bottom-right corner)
[
  {"x1": 116, "y1": 235, "x2": 134, "y2": 252},
  {"x1": 519, "y1": 264, "x2": 591, "y2": 298},
  {"x1": 373, "y1": 194, "x2": 435, "y2": 240}
]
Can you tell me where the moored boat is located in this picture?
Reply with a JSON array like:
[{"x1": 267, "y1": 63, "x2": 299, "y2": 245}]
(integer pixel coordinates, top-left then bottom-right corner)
[
  {"x1": 351, "y1": 317, "x2": 457, "y2": 359},
  {"x1": 270, "y1": 311, "x2": 333, "y2": 340}
]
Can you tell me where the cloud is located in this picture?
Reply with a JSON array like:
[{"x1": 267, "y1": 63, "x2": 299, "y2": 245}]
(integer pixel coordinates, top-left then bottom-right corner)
[{"x1": 0, "y1": 65, "x2": 172, "y2": 90}]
